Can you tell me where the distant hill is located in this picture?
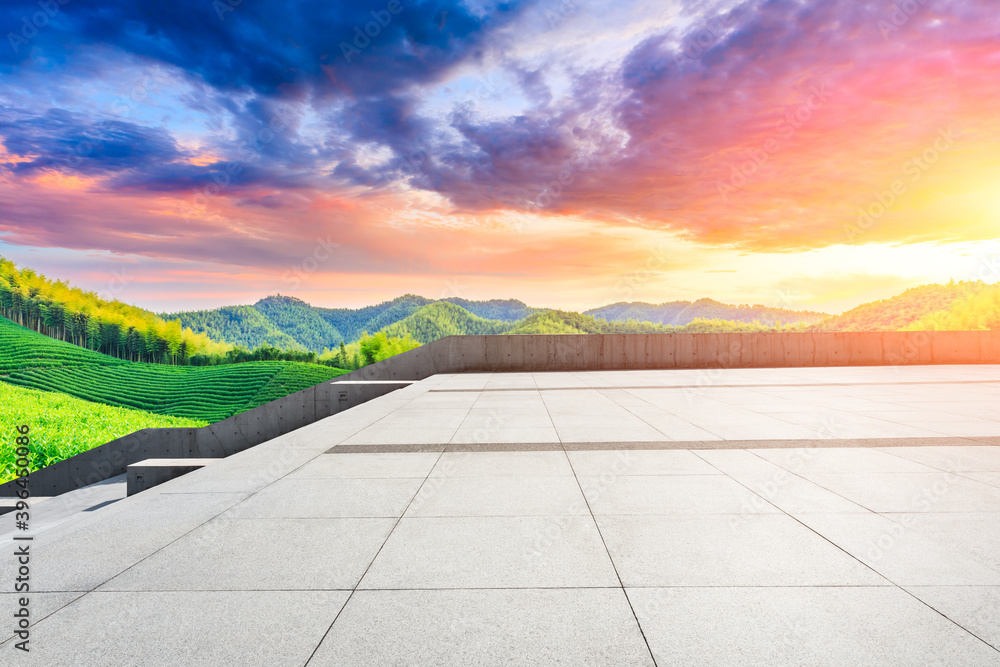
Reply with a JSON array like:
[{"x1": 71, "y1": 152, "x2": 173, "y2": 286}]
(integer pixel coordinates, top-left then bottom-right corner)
[
  {"x1": 168, "y1": 295, "x2": 539, "y2": 351},
  {"x1": 380, "y1": 302, "x2": 514, "y2": 344},
  {"x1": 587, "y1": 298, "x2": 829, "y2": 327},
  {"x1": 163, "y1": 280, "x2": 1000, "y2": 351},
  {"x1": 254, "y1": 295, "x2": 345, "y2": 349},
  {"x1": 316, "y1": 295, "x2": 434, "y2": 343},
  {"x1": 811, "y1": 282, "x2": 992, "y2": 332},
  {"x1": 905, "y1": 283, "x2": 1000, "y2": 331},
  {"x1": 166, "y1": 304, "x2": 305, "y2": 351},
  {"x1": 509, "y1": 310, "x2": 673, "y2": 334},
  {"x1": 440, "y1": 297, "x2": 540, "y2": 322}
]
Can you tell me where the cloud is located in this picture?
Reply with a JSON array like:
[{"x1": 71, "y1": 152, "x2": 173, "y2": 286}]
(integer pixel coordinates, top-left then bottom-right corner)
[{"x1": 0, "y1": 107, "x2": 184, "y2": 174}]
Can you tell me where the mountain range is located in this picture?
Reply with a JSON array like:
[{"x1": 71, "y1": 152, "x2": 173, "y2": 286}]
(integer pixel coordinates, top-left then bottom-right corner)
[{"x1": 166, "y1": 295, "x2": 832, "y2": 351}]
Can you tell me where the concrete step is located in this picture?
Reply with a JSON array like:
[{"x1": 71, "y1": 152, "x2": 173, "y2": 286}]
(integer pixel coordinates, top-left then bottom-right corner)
[{"x1": 127, "y1": 459, "x2": 221, "y2": 496}]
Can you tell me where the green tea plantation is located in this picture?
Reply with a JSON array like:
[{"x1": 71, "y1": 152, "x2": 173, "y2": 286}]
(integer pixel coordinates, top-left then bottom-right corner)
[
  {"x1": 0, "y1": 382, "x2": 207, "y2": 483},
  {"x1": 0, "y1": 316, "x2": 349, "y2": 423}
]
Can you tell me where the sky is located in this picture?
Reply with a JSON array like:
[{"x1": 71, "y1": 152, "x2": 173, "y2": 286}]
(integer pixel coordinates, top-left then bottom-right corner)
[{"x1": 1, "y1": 0, "x2": 999, "y2": 315}]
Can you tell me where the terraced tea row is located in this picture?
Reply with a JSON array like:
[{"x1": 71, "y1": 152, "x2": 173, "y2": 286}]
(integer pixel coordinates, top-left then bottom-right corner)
[
  {"x1": 0, "y1": 316, "x2": 348, "y2": 423},
  {"x1": 0, "y1": 382, "x2": 207, "y2": 483}
]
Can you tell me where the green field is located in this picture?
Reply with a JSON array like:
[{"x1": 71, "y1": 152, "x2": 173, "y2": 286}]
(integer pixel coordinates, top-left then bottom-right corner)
[
  {"x1": 0, "y1": 382, "x2": 207, "y2": 483},
  {"x1": 0, "y1": 316, "x2": 349, "y2": 423}
]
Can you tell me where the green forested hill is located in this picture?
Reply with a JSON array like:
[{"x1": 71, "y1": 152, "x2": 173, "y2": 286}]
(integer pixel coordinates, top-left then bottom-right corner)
[
  {"x1": 441, "y1": 298, "x2": 539, "y2": 321},
  {"x1": 167, "y1": 294, "x2": 539, "y2": 351},
  {"x1": 253, "y1": 295, "x2": 344, "y2": 349},
  {"x1": 165, "y1": 304, "x2": 305, "y2": 350},
  {"x1": 164, "y1": 281, "x2": 1000, "y2": 352},
  {"x1": 509, "y1": 310, "x2": 673, "y2": 334},
  {"x1": 587, "y1": 298, "x2": 828, "y2": 326},
  {"x1": 810, "y1": 282, "x2": 991, "y2": 332},
  {"x1": 318, "y1": 295, "x2": 434, "y2": 343},
  {"x1": 380, "y1": 302, "x2": 514, "y2": 343}
]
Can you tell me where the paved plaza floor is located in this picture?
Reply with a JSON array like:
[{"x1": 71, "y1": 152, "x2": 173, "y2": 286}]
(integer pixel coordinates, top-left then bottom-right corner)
[{"x1": 3, "y1": 365, "x2": 1000, "y2": 665}]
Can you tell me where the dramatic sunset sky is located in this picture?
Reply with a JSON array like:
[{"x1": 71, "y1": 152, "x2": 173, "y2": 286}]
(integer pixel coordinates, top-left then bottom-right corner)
[{"x1": 1, "y1": 0, "x2": 998, "y2": 313}]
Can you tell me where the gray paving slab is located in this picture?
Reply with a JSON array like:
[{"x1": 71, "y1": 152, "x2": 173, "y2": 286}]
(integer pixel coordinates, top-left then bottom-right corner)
[
  {"x1": 752, "y1": 447, "x2": 941, "y2": 474},
  {"x1": 880, "y1": 512, "x2": 1000, "y2": 575},
  {"x1": 14, "y1": 365, "x2": 1000, "y2": 664},
  {"x1": 964, "y1": 472, "x2": 1000, "y2": 488},
  {"x1": 794, "y1": 512, "x2": 1000, "y2": 586},
  {"x1": 0, "y1": 492, "x2": 246, "y2": 592},
  {"x1": 450, "y1": 426, "x2": 561, "y2": 444},
  {"x1": 556, "y1": 424, "x2": 675, "y2": 443},
  {"x1": 1, "y1": 591, "x2": 349, "y2": 666},
  {"x1": 340, "y1": 426, "x2": 460, "y2": 445},
  {"x1": 223, "y1": 477, "x2": 423, "y2": 518},
  {"x1": 310, "y1": 588, "x2": 655, "y2": 667},
  {"x1": 286, "y1": 452, "x2": 441, "y2": 478},
  {"x1": 359, "y1": 516, "x2": 620, "y2": 589},
  {"x1": 879, "y1": 445, "x2": 1000, "y2": 472},
  {"x1": 0, "y1": 474, "x2": 125, "y2": 543},
  {"x1": 375, "y1": 407, "x2": 472, "y2": 428},
  {"x1": 153, "y1": 445, "x2": 322, "y2": 494},
  {"x1": 0, "y1": 592, "x2": 85, "y2": 643},
  {"x1": 696, "y1": 450, "x2": 870, "y2": 513},
  {"x1": 597, "y1": 514, "x2": 887, "y2": 587},
  {"x1": 430, "y1": 451, "x2": 574, "y2": 477},
  {"x1": 802, "y1": 472, "x2": 1000, "y2": 513},
  {"x1": 580, "y1": 475, "x2": 780, "y2": 515},
  {"x1": 405, "y1": 476, "x2": 587, "y2": 517},
  {"x1": 459, "y1": 406, "x2": 554, "y2": 428},
  {"x1": 101, "y1": 518, "x2": 396, "y2": 591},
  {"x1": 904, "y1": 586, "x2": 1000, "y2": 651},
  {"x1": 567, "y1": 449, "x2": 721, "y2": 476},
  {"x1": 628, "y1": 586, "x2": 1000, "y2": 666}
]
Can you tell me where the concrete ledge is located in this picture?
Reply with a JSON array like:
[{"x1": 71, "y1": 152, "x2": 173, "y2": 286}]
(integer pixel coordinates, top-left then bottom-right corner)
[
  {"x1": 327, "y1": 435, "x2": 1000, "y2": 454},
  {"x1": 127, "y1": 459, "x2": 222, "y2": 496},
  {"x1": 0, "y1": 380, "x2": 414, "y2": 498}
]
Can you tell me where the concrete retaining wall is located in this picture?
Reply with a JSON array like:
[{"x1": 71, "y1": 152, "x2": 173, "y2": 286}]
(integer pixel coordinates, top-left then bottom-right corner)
[
  {"x1": 5, "y1": 330, "x2": 998, "y2": 497},
  {"x1": 0, "y1": 380, "x2": 411, "y2": 497},
  {"x1": 335, "y1": 330, "x2": 1000, "y2": 381}
]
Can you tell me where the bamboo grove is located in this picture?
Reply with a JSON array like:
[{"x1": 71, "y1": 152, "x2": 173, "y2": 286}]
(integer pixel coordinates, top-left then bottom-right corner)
[{"x1": 0, "y1": 257, "x2": 226, "y2": 364}]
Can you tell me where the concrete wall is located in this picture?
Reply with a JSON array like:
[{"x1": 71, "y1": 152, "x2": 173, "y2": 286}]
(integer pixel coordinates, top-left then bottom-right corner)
[
  {"x1": 5, "y1": 331, "x2": 998, "y2": 497},
  {"x1": 0, "y1": 380, "x2": 411, "y2": 498},
  {"x1": 335, "y1": 330, "x2": 1000, "y2": 380}
]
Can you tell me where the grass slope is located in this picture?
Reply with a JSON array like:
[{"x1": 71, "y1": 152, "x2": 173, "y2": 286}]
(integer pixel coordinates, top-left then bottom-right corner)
[
  {"x1": 0, "y1": 316, "x2": 347, "y2": 423},
  {"x1": 0, "y1": 382, "x2": 206, "y2": 482}
]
